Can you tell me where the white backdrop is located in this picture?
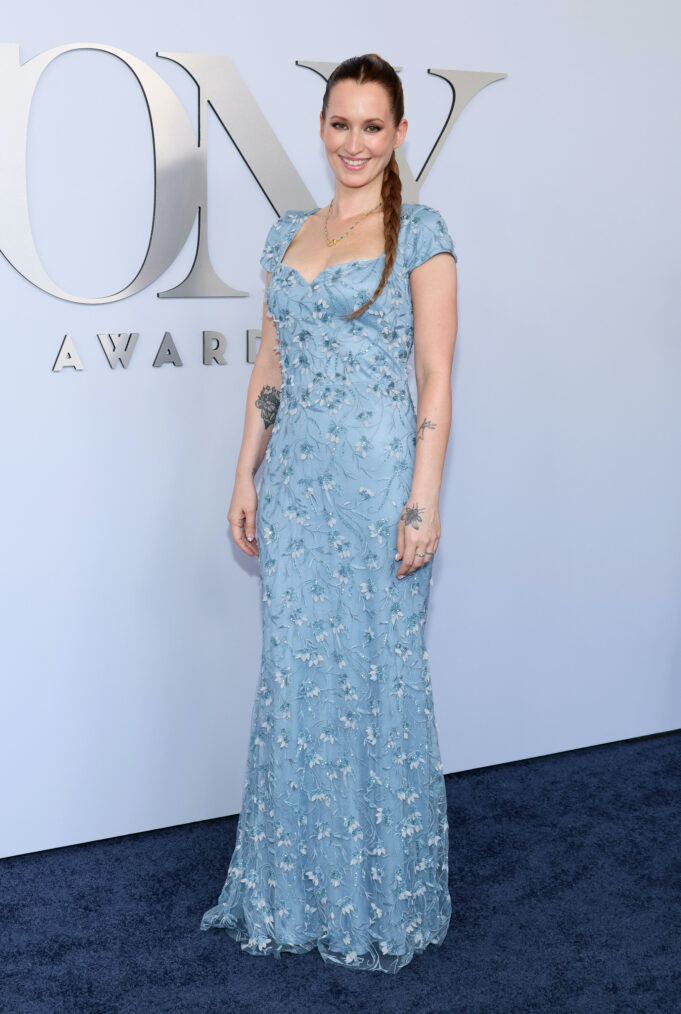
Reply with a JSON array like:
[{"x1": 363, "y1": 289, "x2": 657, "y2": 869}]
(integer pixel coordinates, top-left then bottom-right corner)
[{"x1": 1, "y1": 0, "x2": 680, "y2": 859}]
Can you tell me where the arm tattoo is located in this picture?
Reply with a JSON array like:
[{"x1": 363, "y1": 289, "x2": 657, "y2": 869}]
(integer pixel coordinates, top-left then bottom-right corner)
[
  {"x1": 255, "y1": 384, "x2": 280, "y2": 429},
  {"x1": 400, "y1": 502, "x2": 424, "y2": 529},
  {"x1": 416, "y1": 417, "x2": 436, "y2": 441}
]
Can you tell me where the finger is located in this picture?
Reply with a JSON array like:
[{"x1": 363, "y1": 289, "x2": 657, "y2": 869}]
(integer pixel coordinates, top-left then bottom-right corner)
[
  {"x1": 402, "y1": 543, "x2": 434, "y2": 576},
  {"x1": 239, "y1": 531, "x2": 258, "y2": 557},
  {"x1": 415, "y1": 545, "x2": 436, "y2": 571},
  {"x1": 230, "y1": 516, "x2": 257, "y2": 557},
  {"x1": 230, "y1": 520, "x2": 249, "y2": 550},
  {"x1": 397, "y1": 543, "x2": 416, "y2": 578},
  {"x1": 395, "y1": 520, "x2": 405, "y2": 562},
  {"x1": 244, "y1": 509, "x2": 257, "y2": 543}
]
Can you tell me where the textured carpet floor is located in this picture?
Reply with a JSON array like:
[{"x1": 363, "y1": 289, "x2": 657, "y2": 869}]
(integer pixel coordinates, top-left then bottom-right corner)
[{"x1": 2, "y1": 730, "x2": 680, "y2": 1013}]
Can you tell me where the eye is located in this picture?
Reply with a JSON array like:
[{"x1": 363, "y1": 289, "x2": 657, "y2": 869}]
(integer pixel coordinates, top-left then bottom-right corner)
[{"x1": 329, "y1": 122, "x2": 382, "y2": 131}]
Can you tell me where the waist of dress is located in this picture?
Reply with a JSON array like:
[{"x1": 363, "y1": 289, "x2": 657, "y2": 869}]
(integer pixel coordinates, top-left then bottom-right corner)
[
  {"x1": 278, "y1": 391, "x2": 415, "y2": 424},
  {"x1": 279, "y1": 376, "x2": 414, "y2": 405}
]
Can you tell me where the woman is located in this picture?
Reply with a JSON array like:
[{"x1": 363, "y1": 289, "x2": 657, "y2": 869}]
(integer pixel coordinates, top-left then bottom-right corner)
[{"x1": 200, "y1": 53, "x2": 459, "y2": 973}]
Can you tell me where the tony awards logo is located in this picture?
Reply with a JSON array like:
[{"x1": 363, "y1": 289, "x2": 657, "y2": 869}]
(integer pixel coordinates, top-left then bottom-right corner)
[{"x1": 0, "y1": 43, "x2": 505, "y2": 369}]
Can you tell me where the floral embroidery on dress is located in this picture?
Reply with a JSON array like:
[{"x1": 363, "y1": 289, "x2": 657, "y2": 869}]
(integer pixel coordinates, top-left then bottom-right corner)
[{"x1": 200, "y1": 203, "x2": 458, "y2": 974}]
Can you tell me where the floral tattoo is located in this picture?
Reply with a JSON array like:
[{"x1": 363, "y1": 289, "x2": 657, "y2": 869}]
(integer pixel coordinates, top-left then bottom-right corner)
[
  {"x1": 400, "y1": 502, "x2": 424, "y2": 529},
  {"x1": 255, "y1": 385, "x2": 280, "y2": 429},
  {"x1": 416, "y1": 417, "x2": 436, "y2": 441}
]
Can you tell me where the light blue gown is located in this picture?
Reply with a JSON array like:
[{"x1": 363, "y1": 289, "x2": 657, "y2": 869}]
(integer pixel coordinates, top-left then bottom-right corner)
[{"x1": 200, "y1": 203, "x2": 458, "y2": 972}]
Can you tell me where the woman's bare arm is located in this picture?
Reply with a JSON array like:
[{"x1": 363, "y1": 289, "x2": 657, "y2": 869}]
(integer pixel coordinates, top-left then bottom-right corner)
[
  {"x1": 396, "y1": 252, "x2": 458, "y2": 576},
  {"x1": 228, "y1": 277, "x2": 282, "y2": 556}
]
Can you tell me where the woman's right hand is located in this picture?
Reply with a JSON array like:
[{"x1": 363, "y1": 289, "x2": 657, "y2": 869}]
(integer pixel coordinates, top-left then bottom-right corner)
[{"x1": 228, "y1": 473, "x2": 259, "y2": 557}]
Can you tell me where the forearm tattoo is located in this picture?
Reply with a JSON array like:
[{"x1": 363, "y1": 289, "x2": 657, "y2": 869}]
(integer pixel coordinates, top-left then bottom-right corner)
[
  {"x1": 416, "y1": 417, "x2": 436, "y2": 441},
  {"x1": 255, "y1": 384, "x2": 280, "y2": 429},
  {"x1": 400, "y1": 502, "x2": 424, "y2": 529}
]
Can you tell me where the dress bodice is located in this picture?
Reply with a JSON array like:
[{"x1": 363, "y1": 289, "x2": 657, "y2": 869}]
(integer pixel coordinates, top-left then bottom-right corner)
[
  {"x1": 261, "y1": 201, "x2": 458, "y2": 348},
  {"x1": 259, "y1": 203, "x2": 457, "y2": 408}
]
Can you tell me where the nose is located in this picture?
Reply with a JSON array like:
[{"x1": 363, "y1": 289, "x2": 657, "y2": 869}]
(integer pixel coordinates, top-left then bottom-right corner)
[{"x1": 343, "y1": 128, "x2": 365, "y2": 155}]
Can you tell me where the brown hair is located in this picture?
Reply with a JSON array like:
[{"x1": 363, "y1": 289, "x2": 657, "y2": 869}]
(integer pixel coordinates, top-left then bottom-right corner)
[{"x1": 320, "y1": 53, "x2": 404, "y2": 320}]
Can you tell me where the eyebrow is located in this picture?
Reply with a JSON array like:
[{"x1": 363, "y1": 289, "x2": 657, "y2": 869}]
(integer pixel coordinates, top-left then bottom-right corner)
[{"x1": 328, "y1": 115, "x2": 385, "y2": 124}]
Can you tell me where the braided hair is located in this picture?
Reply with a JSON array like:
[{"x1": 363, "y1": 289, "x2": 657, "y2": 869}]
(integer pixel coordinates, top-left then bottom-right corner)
[{"x1": 320, "y1": 54, "x2": 404, "y2": 320}]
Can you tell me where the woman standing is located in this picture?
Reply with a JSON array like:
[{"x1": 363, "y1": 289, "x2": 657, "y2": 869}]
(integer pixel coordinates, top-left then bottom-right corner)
[{"x1": 200, "y1": 53, "x2": 459, "y2": 973}]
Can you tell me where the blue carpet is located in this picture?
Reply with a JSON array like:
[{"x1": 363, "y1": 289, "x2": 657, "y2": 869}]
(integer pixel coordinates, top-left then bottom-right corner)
[{"x1": 2, "y1": 730, "x2": 680, "y2": 1013}]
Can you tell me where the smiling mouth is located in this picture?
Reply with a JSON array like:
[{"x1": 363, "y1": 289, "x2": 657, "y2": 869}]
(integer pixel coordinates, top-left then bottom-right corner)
[{"x1": 340, "y1": 156, "x2": 370, "y2": 170}]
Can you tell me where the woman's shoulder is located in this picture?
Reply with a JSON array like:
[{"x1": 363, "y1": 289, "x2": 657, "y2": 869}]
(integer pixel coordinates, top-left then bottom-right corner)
[
  {"x1": 267, "y1": 207, "x2": 317, "y2": 239},
  {"x1": 281, "y1": 207, "x2": 318, "y2": 221},
  {"x1": 260, "y1": 209, "x2": 317, "y2": 271},
  {"x1": 399, "y1": 203, "x2": 457, "y2": 268},
  {"x1": 271, "y1": 208, "x2": 303, "y2": 229},
  {"x1": 267, "y1": 207, "x2": 314, "y2": 233},
  {"x1": 400, "y1": 202, "x2": 450, "y2": 227}
]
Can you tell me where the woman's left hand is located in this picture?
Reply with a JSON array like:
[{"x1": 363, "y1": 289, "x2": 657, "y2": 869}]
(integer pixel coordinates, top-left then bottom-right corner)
[{"x1": 395, "y1": 495, "x2": 441, "y2": 578}]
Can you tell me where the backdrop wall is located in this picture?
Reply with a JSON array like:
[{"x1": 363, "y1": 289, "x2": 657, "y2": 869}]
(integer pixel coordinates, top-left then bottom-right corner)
[{"x1": 1, "y1": 0, "x2": 679, "y2": 858}]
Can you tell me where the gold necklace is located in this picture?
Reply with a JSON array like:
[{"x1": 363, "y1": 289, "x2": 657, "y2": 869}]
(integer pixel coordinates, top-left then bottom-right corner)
[{"x1": 323, "y1": 197, "x2": 383, "y2": 247}]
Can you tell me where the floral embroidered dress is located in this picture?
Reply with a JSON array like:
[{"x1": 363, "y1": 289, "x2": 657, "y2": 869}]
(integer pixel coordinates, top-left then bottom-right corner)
[{"x1": 200, "y1": 203, "x2": 458, "y2": 973}]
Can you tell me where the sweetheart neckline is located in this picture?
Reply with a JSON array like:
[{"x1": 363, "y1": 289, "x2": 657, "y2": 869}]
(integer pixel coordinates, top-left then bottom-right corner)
[
  {"x1": 279, "y1": 255, "x2": 385, "y2": 288},
  {"x1": 278, "y1": 207, "x2": 386, "y2": 287}
]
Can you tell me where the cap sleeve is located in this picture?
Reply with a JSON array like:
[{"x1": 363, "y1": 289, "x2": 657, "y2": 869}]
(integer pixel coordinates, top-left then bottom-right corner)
[
  {"x1": 405, "y1": 205, "x2": 457, "y2": 273},
  {"x1": 259, "y1": 211, "x2": 293, "y2": 272}
]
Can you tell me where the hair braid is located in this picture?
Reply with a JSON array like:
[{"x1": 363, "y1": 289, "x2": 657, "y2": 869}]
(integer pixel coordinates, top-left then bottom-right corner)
[
  {"x1": 320, "y1": 53, "x2": 404, "y2": 320},
  {"x1": 344, "y1": 151, "x2": 402, "y2": 320}
]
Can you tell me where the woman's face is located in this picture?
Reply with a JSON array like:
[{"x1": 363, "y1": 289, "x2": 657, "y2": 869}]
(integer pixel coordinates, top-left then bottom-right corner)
[{"x1": 319, "y1": 79, "x2": 407, "y2": 193}]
